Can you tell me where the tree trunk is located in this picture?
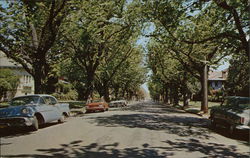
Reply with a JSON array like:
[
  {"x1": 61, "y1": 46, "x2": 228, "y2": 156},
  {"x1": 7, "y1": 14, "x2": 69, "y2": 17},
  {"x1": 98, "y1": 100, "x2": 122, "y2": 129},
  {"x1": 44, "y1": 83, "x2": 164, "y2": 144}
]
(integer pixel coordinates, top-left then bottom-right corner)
[
  {"x1": 77, "y1": 88, "x2": 86, "y2": 101},
  {"x1": 169, "y1": 87, "x2": 173, "y2": 104},
  {"x1": 114, "y1": 87, "x2": 119, "y2": 99},
  {"x1": 200, "y1": 65, "x2": 208, "y2": 113},
  {"x1": 173, "y1": 86, "x2": 179, "y2": 106},
  {"x1": 164, "y1": 86, "x2": 169, "y2": 104},
  {"x1": 182, "y1": 72, "x2": 189, "y2": 108},
  {"x1": 34, "y1": 74, "x2": 43, "y2": 94},
  {"x1": 103, "y1": 85, "x2": 110, "y2": 102},
  {"x1": 183, "y1": 92, "x2": 189, "y2": 108},
  {"x1": 33, "y1": 64, "x2": 45, "y2": 94},
  {"x1": 83, "y1": 70, "x2": 95, "y2": 100},
  {"x1": 45, "y1": 76, "x2": 58, "y2": 94}
]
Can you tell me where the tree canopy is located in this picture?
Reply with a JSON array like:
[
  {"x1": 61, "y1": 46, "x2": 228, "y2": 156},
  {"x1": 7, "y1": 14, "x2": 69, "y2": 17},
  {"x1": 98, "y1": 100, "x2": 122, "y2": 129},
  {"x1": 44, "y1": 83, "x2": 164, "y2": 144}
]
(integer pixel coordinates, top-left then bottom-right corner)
[{"x1": 0, "y1": 0, "x2": 248, "y2": 105}]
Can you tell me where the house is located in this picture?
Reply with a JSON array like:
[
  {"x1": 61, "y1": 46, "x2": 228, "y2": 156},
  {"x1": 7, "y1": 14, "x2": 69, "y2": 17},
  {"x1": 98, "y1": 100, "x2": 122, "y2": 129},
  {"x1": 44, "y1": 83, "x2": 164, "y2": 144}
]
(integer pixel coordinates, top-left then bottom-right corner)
[
  {"x1": 0, "y1": 51, "x2": 34, "y2": 99},
  {"x1": 208, "y1": 69, "x2": 228, "y2": 90}
]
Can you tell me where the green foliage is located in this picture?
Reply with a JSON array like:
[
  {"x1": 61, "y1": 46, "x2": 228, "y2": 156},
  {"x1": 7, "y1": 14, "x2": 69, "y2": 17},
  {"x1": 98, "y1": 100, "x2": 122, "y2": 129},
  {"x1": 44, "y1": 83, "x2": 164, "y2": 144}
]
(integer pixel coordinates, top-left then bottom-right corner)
[
  {"x1": 1, "y1": 0, "x2": 247, "y2": 103},
  {"x1": 59, "y1": 101, "x2": 86, "y2": 109},
  {"x1": 0, "y1": 0, "x2": 75, "y2": 93},
  {"x1": 52, "y1": 90, "x2": 78, "y2": 101},
  {"x1": 0, "y1": 69, "x2": 19, "y2": 99},
  {"x1": 226, "y1": 54, "x2": 249, "y2": 97},
  {"x1": 62, "y1": 0, "x2": 147, "y2": 100},
  {"x1": 142, "y1": 0, "x2": 248, "y2": 110}
]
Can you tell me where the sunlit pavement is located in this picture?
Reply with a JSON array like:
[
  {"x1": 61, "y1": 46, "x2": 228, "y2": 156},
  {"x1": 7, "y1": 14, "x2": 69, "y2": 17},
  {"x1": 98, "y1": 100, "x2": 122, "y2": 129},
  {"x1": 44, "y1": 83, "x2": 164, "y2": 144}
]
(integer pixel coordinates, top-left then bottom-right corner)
[{"x1": 1, "y1": 101, "x2": 249, "y2": 158}]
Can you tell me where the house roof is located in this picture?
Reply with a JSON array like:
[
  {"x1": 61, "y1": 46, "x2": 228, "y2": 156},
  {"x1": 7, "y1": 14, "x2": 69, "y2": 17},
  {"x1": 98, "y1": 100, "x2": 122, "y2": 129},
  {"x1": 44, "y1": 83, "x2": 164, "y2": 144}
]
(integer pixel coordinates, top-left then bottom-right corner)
[{"x1": 208, "y1": 69, "x2": 228, "y2": 81}]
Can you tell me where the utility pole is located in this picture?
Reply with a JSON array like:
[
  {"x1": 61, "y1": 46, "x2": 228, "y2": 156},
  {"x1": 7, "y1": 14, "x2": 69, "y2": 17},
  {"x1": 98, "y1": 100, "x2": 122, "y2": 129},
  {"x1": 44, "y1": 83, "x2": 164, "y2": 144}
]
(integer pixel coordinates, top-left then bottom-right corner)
[{"x1": 201, "y1": 56, "x2": 208, "y2": 113}]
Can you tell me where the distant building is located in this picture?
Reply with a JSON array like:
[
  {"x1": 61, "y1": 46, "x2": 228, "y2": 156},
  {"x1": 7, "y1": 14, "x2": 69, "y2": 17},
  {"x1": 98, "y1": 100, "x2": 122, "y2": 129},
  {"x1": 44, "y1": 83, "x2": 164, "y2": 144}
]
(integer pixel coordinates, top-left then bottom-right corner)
[
  {"x1": 0, "y1": 51, "x2": 34, "y2": 99},
  {"x1": 208, "y1": 69, "x2": 228, "y2": 90}
]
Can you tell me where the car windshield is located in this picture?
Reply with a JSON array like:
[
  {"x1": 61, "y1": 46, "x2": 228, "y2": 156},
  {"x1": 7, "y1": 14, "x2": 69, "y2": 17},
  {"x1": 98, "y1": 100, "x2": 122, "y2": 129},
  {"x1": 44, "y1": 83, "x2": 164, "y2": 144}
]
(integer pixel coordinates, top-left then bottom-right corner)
[
  {"x1": 221, "y1": 98, "x2": 236, "y2": 106},
  {"x1": 221, "y1": 97, "x2": 250, "y2": 108},
  {"x1": 10, "y1": 96, "x2": 40, "y2": 106}
]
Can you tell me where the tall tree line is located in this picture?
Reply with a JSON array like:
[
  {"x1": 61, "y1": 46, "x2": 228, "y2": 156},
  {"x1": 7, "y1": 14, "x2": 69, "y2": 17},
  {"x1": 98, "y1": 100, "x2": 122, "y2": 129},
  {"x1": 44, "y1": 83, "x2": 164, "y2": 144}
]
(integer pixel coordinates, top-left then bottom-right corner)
[{"x1": 0, "y1": 0, "x2": 147, "y2": 100}]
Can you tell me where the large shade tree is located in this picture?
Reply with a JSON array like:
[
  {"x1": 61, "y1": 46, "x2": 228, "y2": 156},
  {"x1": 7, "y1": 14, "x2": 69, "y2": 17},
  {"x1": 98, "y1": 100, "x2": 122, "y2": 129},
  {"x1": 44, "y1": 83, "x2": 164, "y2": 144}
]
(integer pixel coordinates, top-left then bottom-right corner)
[
  {"x1": 0, "y1": 0, "x2": 74, "y2": 94},
  {"x1": 140, "y1": 0, "x2": 248, "y2": 112},
  {"x1": 64, "y1": 0, "x2": 143, "y2": 100}
]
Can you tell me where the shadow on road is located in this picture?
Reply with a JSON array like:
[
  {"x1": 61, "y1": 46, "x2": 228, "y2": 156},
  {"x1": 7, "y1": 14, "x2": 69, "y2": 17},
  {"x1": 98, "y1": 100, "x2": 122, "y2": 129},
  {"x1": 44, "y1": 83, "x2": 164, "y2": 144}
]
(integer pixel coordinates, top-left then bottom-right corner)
[
  {"x1": 209, "y1": 127, "x2": 250, "y2": 142},
  {"x1": 108, "y1": 101, "x2": 250, "y2": 142},
  {"x1": 88, "y1": 113, "x2": 211, "y2": 139},
  {"x1": 2, "y1": 139, "x2": 249, "y2": 158},
  {"x1": 0, "y1": 122, "x2": 60, "y2": 138},
  {"x1": 123, "y1": 102, "x2": 187, "y2": 114},
  {"x1": 161, "y1": 138, "x2": 250, "y2": 158}
]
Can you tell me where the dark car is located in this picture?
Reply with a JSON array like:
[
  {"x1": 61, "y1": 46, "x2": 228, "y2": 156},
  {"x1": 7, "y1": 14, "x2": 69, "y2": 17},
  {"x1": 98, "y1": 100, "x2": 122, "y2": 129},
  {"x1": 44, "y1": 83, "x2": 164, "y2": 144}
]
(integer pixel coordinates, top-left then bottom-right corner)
[{"x1": 209, "y1": 96, "x2": 250, "y2": 134}]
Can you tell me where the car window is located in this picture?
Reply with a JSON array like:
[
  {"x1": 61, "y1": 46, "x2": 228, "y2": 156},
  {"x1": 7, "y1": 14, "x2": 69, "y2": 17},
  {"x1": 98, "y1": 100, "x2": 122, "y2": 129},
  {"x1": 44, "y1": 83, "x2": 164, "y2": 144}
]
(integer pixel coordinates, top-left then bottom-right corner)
[
  {"x1": 237, "y1": 98, "x2": 250, "y2": 109},
  {"x1": 39, "y1": 97, "x2": 46, "y2": 104},
  {"x1": 50, "y1": 97, "x2": 57, "y2": 105},
  {"x1": 11, "y1": 96, "x2": 39, "y2": 106},
  {"x1": 238, "y1": 99, "x2": 250, "y2": 105},
  {"x1": 43, "y1": 97, "x2": 52, "y2": 105},
  {"x1": 221, "y1": 98, "x2": 236, "y2": 106}
]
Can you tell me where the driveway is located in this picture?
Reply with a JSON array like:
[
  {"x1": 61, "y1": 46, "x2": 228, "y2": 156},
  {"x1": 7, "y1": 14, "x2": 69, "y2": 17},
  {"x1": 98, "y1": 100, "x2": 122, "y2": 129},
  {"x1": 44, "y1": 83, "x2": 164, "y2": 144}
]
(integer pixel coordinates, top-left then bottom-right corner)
[{"x1": 0, "y1": 100, "x2": 249, "y2": 158}]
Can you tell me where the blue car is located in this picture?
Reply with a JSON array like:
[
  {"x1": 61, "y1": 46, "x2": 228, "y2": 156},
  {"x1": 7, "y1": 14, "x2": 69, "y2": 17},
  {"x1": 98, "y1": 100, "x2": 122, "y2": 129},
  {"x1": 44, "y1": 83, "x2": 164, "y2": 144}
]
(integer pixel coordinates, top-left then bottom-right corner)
[{"x1": 0, "y1": 94, "x2": 70, "y2": 131}]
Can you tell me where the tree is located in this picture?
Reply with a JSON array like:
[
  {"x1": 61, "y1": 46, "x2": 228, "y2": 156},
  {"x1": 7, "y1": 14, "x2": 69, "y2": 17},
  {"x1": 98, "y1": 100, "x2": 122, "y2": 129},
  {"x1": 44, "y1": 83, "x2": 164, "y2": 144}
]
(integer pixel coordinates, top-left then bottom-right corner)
[
  {"x1": 226, "y1": 53, "x2": 249, "y2": 97},
  {"x1": 0, "y1": 69, "x2": 19, "y2": 99},
  {"x1": 64, "y1": 0, "x2": 143, "y2": 100},
  {"x1": 0, "y1": 0, "x2": 74, "y2": 94},
  {"x1": 109, "y1": 47, "x2": 147, "y2": 101},
  {"x1": 194, "y1": 0, "x2": 249, "y2": 59},
  {"x1": 141, "y1": 0, "x2": 238, "y2": 113},
  {"x1": 147, "y1": 41, "x2": 199, "y2": 107}
]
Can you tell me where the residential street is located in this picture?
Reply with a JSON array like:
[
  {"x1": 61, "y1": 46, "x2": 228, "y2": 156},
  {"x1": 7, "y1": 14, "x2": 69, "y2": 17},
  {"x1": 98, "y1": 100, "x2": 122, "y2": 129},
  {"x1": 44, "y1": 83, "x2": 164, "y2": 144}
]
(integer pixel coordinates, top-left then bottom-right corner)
[{"x1": 1, "y1": 101, "x2": 249, "y2": 158}]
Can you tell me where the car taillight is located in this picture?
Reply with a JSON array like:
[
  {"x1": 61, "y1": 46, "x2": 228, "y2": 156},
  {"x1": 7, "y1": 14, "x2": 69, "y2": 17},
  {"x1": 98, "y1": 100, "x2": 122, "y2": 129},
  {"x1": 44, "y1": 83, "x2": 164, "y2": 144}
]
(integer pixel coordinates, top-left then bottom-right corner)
[{"x1": 240, "y1": 117, "x2": 245, "y2": 124}]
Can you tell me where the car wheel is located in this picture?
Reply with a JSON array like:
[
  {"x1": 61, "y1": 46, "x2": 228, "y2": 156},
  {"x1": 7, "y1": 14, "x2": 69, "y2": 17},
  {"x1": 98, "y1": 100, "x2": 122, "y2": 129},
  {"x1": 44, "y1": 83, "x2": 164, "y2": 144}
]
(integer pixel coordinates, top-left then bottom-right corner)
[
  {"x1": 31, "y1": 116, "x2": 39, "y2": 131},
  {"x1": 58, "y1": 114, "x2": 65, "y2": 123}
]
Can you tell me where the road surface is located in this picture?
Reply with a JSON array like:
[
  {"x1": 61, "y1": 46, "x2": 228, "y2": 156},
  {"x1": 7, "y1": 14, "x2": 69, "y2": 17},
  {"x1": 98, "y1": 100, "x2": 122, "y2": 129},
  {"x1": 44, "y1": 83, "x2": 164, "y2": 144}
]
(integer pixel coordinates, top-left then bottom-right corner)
[{"x1": 0, "y1": 101, "x2": 249, "y2": 158}]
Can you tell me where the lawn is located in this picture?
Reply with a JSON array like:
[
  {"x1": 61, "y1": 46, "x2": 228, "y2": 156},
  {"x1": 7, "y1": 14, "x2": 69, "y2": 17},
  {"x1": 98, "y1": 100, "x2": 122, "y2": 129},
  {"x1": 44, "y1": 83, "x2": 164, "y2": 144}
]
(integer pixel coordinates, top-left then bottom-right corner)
[
  {"x1": 174, "y1": 101, "x2": 221, "y2": 116},
  {"x1": 188, "y1": 101, "x2": 220, "y2": 109}
]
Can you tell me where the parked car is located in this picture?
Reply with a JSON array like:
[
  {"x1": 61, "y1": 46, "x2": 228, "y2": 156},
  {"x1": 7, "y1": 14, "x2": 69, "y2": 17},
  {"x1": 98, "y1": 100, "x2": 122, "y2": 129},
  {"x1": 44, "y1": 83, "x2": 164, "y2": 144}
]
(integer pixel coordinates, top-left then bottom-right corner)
[
  {"x1": 85, "y1": 99, "x2": 109, "y2": 113},
  {"x1": 209, "y1": 96, "x2": 250, "y2": 134},
  {"x1": 109, "y1": 100, "x2": 127, "y2": 108},
  {"x1": 0, "y1": 94, "x2": 70, "y2": 131}
]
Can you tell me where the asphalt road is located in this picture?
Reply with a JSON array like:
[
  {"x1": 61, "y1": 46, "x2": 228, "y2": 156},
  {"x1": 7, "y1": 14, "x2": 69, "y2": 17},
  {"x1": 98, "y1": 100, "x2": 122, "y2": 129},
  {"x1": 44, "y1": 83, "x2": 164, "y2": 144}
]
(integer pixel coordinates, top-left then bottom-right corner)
[{"x1": 0, "y1": 101, "x2": 249, "y2": 158}]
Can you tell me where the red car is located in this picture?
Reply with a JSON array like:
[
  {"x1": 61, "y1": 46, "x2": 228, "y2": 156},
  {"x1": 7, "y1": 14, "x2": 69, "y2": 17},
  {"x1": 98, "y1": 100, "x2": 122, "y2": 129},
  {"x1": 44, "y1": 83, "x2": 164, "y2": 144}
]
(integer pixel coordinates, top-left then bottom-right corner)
[{"x1": 85, "y1": 99, "x2": 109, "y2": 113}]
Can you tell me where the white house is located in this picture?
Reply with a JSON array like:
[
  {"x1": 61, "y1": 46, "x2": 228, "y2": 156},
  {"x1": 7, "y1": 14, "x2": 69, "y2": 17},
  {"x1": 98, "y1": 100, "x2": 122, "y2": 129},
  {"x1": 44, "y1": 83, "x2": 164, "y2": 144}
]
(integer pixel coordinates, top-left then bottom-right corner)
[
  {"x1": 208, "y1": 69, "x2": 228, "y2": 90},
  {"x1": 0, "y1": 51, "x2": 34, "y2": 99}
]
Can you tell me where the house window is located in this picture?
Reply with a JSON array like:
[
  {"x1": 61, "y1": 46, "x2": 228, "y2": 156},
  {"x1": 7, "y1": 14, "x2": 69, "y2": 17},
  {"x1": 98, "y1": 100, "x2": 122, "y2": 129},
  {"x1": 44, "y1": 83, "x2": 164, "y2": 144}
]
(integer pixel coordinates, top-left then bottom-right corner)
[{"x1": 215, "y1": 81, "x2": 218, "y2": 88}]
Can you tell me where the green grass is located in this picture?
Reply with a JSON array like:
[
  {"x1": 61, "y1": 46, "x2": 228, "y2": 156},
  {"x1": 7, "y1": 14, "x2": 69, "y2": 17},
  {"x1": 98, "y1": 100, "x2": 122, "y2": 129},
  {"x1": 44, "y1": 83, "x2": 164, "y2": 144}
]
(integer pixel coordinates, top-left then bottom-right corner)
[
  {"x1": 188, "y1": 101, "x2": 220, "y2": 109},
  {"x1": 0, "y1": 102, "x2": 9, "y2": 108},
  {"x1": 182, "y1": 101, "x2": 221, "y2": 115},
  {"x1": 59, "y1": 101, "x2": 86, "y2": 109}
]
